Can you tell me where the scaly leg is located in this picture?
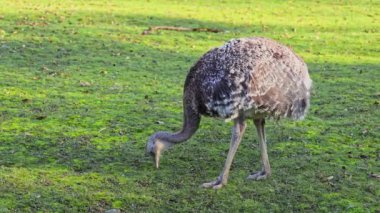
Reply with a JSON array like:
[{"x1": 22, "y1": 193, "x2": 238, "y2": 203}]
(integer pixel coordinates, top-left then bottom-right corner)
[
  {"x1": 202, "y1": 117, "x2": 246, "y2": 189},
  {"x1": 247, "y1": 118, "x2": 271, "y2": 180}
]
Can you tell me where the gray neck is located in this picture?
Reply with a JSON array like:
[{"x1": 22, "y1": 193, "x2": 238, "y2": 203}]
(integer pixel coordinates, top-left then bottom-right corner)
[{"x1": 156, "y1": 105, "x2": 200, "y2": 143}]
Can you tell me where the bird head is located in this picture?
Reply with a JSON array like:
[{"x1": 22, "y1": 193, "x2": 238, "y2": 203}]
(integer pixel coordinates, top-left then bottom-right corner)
[{"x1": 146, "y1": 132, "x2": 173, "y2": 168}]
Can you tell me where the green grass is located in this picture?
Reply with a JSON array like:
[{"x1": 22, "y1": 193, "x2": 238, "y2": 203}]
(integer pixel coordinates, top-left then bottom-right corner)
[{"x1": 0, "y1": 0, "x2": 379, "y2": 211}]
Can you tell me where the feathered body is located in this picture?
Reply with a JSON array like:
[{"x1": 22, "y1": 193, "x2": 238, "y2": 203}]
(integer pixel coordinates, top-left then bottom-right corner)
[
  {"x1": 147, "y1": 37, "x2": 312, "y2": 189},
  {"x1": 184, "y1": 37, "x2": 312, "y2": 121}
]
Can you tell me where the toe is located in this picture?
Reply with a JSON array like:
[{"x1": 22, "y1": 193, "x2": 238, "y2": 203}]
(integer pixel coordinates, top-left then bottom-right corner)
[
  {"x1": 247, "y1": 171, "x2": 268, "y2": 180},
  {"x1": 201, "y1": 182, "x2": 215, "y2": 188},
  {"x1": 202, "y1": 180, "x2": 219, "y2": 188},
  {"x1": 201, "y1": 177, "x2": 223, "y2": 189},
  {"x1": 212, "y1": 184, "x2": 224, "y2": 189}
]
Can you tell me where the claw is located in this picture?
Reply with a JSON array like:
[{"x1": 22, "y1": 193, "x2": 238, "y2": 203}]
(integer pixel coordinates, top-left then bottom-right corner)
[
  {"x1": 247, "y1": 171, "x2": 269, "y2": 180},
  {"x1": 201, "y1": 177, "x2": 224, "y2": 189}
]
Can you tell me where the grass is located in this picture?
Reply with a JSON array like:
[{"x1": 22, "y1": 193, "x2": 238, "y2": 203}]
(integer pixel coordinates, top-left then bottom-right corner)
[{"x1": 0, "y1": 0, "x2": 379, "y2": 211}]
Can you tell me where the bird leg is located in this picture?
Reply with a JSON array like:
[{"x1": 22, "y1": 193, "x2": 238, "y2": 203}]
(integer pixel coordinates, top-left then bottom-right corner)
[
  {"x1": 247, "y1": 118, "x2": 271, "y2": 180},
  {"x1": 202, "y1": 117, "x2": 246, "y2": 189}
]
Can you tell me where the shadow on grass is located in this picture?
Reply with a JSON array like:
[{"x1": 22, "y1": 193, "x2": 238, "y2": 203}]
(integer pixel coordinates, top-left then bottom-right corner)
[
  {"x1": 0, "y1": 56, "x2": 378, "y2": 178},
  {"x1": 0, "y1": 11, "x2": 379, "y2": 180}
]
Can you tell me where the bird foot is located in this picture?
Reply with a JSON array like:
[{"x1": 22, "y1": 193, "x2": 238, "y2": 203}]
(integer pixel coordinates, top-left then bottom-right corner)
[
  {"x1": 201, "y1": 177, "x2": 224, "y2": 189},
  {"x1": 247, "y1": 171, "x2": 270, "y2": 180}
]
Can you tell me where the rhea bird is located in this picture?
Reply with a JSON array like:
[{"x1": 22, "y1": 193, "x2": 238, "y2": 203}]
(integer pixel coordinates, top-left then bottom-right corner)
[{"x1": 146, "y1": 37, "x2": 312, "y2": 189}]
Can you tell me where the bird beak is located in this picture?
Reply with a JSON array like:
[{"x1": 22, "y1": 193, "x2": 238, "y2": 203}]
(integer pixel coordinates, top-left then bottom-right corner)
[
  {"x1": 152, "y1": 139, "x2": 172, "y2": 169},
  {"x1": 155, "y1": 149, "x2": 161, "y2": 169},
  {"x1": 153, "y1": 140, "x2": 164, "y2": 169}
]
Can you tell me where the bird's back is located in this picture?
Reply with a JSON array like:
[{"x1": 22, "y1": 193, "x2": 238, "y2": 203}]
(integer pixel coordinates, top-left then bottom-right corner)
[{"x1": 184, "y1": 37, "x2": 312, "y2": 121}]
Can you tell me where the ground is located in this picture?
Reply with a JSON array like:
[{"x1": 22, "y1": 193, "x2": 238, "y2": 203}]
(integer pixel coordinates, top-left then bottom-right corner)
[{"x1": 0, "y1": 0, "x2": 379, "y2": 212}]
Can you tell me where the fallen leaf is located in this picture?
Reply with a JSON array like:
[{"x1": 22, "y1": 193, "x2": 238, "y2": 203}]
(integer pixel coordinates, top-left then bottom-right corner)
[
  {"x1": 361, "y1": 129, "x2": 368, "y2": 135},
  {"x1": 105, "y1": 209, "x2": 121, "y2": 213},
  {"x1": 22, "y1": 98, "x2": 31, "y2": 103},
  {"x1": 35, "y1": 115, "x2": 47, "y2": 120},
  {"x1": 23, "y1": 132, "x2": 33, "y2": 137},
  {"x1": 41, "y1": 66, "x2": 49, "y2": 71},
  {"x1": 80, "y1": 81, "x2": 91, "y2": 87},
  {"x1": 369, "y1": 173, "x2": 380, "y2": 179}
]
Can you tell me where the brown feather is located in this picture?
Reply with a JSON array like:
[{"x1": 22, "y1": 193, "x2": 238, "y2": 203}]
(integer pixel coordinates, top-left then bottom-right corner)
[{"x1": 184, "y1": 37, "x2": 312, "y2": 120}]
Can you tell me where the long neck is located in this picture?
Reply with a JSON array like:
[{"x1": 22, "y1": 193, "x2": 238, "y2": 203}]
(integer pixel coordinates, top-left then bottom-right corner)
[{"x1": 158, "y1": 104, "x2": 200, "y2": 143}]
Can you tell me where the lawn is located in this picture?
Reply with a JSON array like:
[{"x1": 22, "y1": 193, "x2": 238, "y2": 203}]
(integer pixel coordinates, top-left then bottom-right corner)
[{"x1": 0, "y1": 0, "x2": 379, "y2": 211}]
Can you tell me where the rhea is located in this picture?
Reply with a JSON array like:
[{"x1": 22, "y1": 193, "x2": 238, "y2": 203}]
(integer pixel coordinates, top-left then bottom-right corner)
[{"x1": 146, "y1": 37, "x2": 312, "y2": 189}]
